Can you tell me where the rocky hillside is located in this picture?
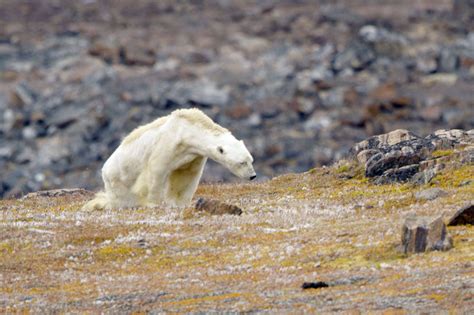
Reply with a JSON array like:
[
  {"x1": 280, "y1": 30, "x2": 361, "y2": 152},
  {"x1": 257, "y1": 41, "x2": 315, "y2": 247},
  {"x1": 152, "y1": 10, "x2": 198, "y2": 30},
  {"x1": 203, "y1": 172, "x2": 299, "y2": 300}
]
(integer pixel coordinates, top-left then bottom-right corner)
[
  {"x1": 1, "y1": 129, "x2": 472, "y2": 313},
  {"x1": 1, "y1": 0, "x2": 474, "y2": 198}
]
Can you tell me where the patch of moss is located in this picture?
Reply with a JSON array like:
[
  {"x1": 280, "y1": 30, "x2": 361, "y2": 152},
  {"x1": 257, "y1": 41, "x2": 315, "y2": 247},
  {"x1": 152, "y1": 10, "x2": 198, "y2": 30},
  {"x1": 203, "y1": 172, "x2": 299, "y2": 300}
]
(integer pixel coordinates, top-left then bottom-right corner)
[
  {"x1": 426, "y1": 293, "x2": 447, "y2": 302},
  {"x1": 431, "y1": 165, "x2": 474, "y2": 188},
  {"x1": 166, "y1": 292, "x2": 242, "y2": 307},
  {"x1": 0, "y1": 242, "x2": 14, "y2": 254},
  {"x1": 95, "y1": 245, "x2": 145, "y2": 261},
  {"x1": 431, "y1": 149, "x2": 454, "y2": 158}
]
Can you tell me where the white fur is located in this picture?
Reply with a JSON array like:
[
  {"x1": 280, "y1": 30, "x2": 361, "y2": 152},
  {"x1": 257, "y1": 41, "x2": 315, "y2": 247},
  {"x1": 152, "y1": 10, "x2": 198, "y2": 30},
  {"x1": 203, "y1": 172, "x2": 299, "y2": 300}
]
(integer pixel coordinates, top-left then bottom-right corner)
[{"x1": 83, "y1": 108, "x2": 256, "y2": 210}]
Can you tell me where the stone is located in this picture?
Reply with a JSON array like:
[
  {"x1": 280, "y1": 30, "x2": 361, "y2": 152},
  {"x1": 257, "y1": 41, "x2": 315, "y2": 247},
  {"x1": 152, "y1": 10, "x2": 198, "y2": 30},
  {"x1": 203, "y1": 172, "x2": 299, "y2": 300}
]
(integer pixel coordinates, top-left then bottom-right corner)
[
  {"x1": 12, "y1": 82, "x2": 36, "y2": 106},
  {"x1": 415, "y1": 188, "x2": 448, "y2": 201},
  {"x1": 302, "y1": 281, "x2": 329, "y2": 290},
  {"x1": 167, "y1": 80, "x2": 230, "y2": 107},
  {"x1": 88, "y1": 41, "x2": 120, "y2": 64},
  {"x1": 453, "y1": 0, "x2": 474, "y2": 23},
  {"x1": 21, "y1": 188, "x2": 94, "y2": 199},
  {"x1": 120, "y1": 45, "x2": 156, "y2": 66},
  {"x1": 438, "y1": 49, "x2": 459, "y2": 73},
  {"x1": 448, "y1": 204, "x2": 474, "y2": 226},
  {"x1": 333, "y1": 40, "x2": 375, "y2": 72},
  {"x1": 365, "y1": 150, "x2": 421, "y2": 178},
  {"x1": 411, "y1": 169, "x2": 437, "y2": 185},
  {"x1": 374, "y1": 164, "x2": 419, "y2": 184},
  {"x1": 359, "y1": 25, "x2": 407, "y2": 57},
  {"x1": 194, "y1": 198, "x2": 243, "y2": 216},
  {"x1": 401, "y1": 215, "x2": 453, "y2": 254}
]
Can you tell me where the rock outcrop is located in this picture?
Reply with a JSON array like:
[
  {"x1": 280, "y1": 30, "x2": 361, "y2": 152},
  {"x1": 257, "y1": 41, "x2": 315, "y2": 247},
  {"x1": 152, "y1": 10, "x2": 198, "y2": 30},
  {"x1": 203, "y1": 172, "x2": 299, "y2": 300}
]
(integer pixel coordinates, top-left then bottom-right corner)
[{"x1": 351, "y1": 129, "x2": 474, "y2": 184}]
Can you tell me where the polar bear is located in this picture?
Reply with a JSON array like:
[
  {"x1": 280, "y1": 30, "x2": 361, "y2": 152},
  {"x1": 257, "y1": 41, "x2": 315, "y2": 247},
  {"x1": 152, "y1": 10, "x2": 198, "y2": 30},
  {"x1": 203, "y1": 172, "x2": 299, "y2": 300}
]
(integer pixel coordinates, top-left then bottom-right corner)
[{"x1": 83, "y1": 108, "x2": 256, "y2": 210}]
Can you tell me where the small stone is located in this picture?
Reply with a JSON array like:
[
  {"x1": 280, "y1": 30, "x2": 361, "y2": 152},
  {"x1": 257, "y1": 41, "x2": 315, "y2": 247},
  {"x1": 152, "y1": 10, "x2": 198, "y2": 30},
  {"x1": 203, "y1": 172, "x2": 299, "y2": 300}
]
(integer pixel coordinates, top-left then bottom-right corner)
[
  {"x1": 448, "y1": 204, "x2": 474, "y2": 226},
  {"x1": 302, "y1": 281, "x2": 329, "y2": 290},
  {"x1": 380, "y1": 129, "x2": 418, "y2": 146},
  {"x1": 194, "y1": 198, "x2": 243, "y2": 216},
  {"x1": 120, "y1": 45, "x2": 156, "y2": 66},
  {"x1": 22, "y1": 188, "x2": 94, "y2": 199},
  {"x1": 401, "y1": 215, "x2": 453, "y2": 254},
  {"x1": 415, "y1": 188, "x2": 448, "y2": 201}
]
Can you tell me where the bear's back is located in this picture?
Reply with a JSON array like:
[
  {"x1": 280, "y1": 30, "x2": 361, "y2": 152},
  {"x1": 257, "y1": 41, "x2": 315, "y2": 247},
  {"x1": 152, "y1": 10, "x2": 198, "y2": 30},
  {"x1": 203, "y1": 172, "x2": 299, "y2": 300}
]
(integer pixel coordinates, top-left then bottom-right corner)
[{"x1": 121, "y1": 116, "x2": 169, "y2": 146}]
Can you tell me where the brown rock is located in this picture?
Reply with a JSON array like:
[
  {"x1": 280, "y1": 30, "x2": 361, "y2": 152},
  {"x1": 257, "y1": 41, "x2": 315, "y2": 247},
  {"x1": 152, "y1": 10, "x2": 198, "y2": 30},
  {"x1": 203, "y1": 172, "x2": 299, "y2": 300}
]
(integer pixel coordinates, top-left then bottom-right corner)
[
  {"x1": 401, "y1": 215, "x2": 453, "y2": 254},
  {"x1": 22, "y1": 188, "x2": 94, "y2": 199},
  {"x1": 448, "y1": 204, "x2": 474, "y2": 226},
  {"x1": 356, "y1": 149, "x2": 379, "y2": 165},
  {"x1": 194, "y1": 198, "x2": 243, "y2": 216},
  {"x1": 379, "y1": 129, "x2": 417, "y2": 146},
  {"x1": 89, "y1": 41, "x2": 120, "y2": 64},
  {"x1": 120, "y1": 45, "x2": 156, "y2": 66}
]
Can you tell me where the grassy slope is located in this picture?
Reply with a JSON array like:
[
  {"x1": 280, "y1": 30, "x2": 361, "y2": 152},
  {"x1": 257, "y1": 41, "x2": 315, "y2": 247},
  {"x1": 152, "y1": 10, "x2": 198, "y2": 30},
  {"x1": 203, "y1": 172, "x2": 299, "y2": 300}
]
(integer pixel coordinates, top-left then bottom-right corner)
[{"x1": 1, "y1": 162, "x2": 473, "y2": 313}]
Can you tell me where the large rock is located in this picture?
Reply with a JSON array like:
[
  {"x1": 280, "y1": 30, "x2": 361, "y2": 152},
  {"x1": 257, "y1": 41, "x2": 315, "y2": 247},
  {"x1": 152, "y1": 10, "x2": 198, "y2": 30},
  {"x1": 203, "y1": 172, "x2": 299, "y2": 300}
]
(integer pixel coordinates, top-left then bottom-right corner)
[
  {"x1": 401, "y1": 215, "x2": 453, "y2": 254},
  {"x1": 352, "y1": 129, "x2": 474, "y2": 184},
  {"x1": 448, "y1": 204, "x2": 474, "y2": 226}
]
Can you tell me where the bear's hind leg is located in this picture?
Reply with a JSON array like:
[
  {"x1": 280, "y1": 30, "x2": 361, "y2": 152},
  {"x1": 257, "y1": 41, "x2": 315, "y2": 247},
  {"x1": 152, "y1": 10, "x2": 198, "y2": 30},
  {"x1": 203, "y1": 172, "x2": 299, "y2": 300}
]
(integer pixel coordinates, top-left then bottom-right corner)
[{"x1": 104, "y1": 175, "x2": 139, "y2": 209}]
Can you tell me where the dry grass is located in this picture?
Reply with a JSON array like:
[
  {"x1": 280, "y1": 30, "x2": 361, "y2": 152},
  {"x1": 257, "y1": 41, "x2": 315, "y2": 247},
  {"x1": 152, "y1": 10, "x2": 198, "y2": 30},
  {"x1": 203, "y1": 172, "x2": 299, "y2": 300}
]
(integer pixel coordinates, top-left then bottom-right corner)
[{"x1": 1, "y1": 163, "x2": 473, "y2": 313}]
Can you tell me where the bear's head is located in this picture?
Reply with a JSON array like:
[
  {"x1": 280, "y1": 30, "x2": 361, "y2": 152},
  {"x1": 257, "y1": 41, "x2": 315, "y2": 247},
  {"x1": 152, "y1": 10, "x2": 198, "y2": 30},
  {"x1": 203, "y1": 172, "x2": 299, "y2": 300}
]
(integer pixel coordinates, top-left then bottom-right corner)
[{"x1": 211, "y1": 133, "x2": 256, "y2": 180}]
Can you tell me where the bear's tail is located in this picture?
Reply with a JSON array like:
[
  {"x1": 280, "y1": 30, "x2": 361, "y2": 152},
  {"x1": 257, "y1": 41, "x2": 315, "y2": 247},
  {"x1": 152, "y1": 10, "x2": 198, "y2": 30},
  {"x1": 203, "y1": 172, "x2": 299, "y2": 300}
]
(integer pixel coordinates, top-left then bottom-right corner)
[{"x1": 81, "y1": 191, "x2": 110, "y2": 211}]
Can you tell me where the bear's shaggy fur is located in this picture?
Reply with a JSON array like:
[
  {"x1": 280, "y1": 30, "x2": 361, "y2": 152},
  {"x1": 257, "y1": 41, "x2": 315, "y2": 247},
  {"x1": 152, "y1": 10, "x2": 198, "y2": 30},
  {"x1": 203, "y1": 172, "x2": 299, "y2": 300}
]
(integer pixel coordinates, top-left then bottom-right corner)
[{"x1": 83, "y1": 108, "x2": 256, "y2": 210}]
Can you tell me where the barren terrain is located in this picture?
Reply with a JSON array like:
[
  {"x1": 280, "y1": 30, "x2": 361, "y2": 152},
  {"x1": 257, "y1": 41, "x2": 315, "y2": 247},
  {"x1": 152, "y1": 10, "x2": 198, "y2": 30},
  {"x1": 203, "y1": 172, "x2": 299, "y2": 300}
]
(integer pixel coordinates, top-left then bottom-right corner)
[{"x1": 1, "y1": 160, "x2": 472, "y2": 313}]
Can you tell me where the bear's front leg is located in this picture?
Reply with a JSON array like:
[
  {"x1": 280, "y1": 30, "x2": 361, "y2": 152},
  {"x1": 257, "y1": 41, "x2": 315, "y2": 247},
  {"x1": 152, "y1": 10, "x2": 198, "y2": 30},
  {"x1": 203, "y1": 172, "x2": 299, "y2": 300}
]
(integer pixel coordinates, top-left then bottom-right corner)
[{"x1": 146, "y1": 169, "x2": 168, "y2": 206}]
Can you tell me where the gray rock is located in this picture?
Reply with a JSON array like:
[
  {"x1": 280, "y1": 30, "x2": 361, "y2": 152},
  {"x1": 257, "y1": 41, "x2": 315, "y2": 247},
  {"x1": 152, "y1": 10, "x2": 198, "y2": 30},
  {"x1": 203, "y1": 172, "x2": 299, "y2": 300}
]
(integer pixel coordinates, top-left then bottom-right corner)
[
  {"x1": 167, "y1": 80, "x2": 230, "y2": 107},
  {"x1": 448, "y1": 204, "x2": 474, "y2": 226},
  {"x1": 411, "y1": 169, "x2": 437, "y2": 185},
  {"x1": 401, "y1": 215, "x2": 453, "y2": 254},
  {"x1": 453, "y1": 0, "x2": 474, "y2": 23},
  {"x1": 352, "y1": 129, "x2": 473, "y2": 184},
  {"x1": 366, "y1": 150, "x2": 421, "y2": 178},
  {"x1": 333, "y1": 40, "x2": 375, "y2": 72},
  {"x1": 374, "y1": 164, "x2": 419, "y2": 184},
  {"x1": 359, "y1": 25, "x2": 408, "y2": 57},
  {"x1": 13, "y1": 82, "x2": 37, "y2": 106},
  {"x1": 415, "y1": 188, "x2": 448, "y2": 201},
  {"x1": 438, "y1": 49, "x2": 459, "y2": 73}
]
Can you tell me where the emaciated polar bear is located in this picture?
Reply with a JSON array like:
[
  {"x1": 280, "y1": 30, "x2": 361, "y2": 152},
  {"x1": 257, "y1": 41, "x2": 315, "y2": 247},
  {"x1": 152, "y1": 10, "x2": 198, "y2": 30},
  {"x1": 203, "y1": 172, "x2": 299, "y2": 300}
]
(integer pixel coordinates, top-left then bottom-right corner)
[{"x1": 83, "y1": 108, "x2": 256, "y2": 210}]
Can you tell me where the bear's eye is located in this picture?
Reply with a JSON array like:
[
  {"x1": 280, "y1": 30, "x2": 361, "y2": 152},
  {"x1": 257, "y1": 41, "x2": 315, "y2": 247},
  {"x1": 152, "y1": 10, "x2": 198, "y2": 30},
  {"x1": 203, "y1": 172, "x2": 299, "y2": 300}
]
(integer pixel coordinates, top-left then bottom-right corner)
[
  {"x1": 239, "y1": 162, "x2": 246, "y2": 166},
  {"x1": 218, "y1": 146, "x2": 224, "y2": 154}
]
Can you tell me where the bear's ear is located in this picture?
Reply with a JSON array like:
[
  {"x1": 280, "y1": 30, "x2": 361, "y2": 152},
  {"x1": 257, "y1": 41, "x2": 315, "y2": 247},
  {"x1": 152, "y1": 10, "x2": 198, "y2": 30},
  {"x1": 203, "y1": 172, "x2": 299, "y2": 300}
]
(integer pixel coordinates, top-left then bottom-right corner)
[{"x1": 218, "y1": 146, "x2": 225, "y2": 154}]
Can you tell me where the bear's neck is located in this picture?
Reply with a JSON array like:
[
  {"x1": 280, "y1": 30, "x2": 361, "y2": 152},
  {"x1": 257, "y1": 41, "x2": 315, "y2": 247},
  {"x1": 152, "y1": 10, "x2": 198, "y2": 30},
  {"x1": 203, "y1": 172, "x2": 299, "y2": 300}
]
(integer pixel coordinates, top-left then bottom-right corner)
[{"x1": 180, "y1": 125, "x2": 228, "y2": 159}]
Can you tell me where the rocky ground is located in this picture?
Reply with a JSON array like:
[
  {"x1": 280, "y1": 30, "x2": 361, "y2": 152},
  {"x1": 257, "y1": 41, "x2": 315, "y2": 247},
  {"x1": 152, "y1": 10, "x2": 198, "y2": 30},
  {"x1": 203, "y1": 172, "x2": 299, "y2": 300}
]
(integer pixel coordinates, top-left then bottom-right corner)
[
  {"x1": 1, "y1": 129, "x2": 473, "y2": 313},
  {"x1": 1, "y1": 0, "x2": 473, "y2": 197}
]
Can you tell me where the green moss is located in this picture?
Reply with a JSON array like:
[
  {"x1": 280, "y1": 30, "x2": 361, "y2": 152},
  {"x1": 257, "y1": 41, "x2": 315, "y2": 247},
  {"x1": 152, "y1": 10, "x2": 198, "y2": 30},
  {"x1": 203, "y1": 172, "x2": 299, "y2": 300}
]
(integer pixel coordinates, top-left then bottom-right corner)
[
  {"x1": 0, "y1": 242, "x2": 14, "y2": 254},
  {"x1": 95, "y1": 245, "x2": 145, "y2": 261},
  {"x1": 431, "y1": 149, "x2": 454, "y2": 158},
  {"x1": 431, "y1": 165, "x2": 474, "y2": 188},
  {"x1": 335, "y1": 164, "x2": 350, "y2": 174}
]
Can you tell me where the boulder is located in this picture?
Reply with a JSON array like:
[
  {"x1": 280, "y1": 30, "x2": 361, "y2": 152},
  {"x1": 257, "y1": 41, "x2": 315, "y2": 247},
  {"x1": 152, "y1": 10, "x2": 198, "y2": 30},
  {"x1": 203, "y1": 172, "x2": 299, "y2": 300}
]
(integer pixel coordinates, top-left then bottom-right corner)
[
  {"x1": 448, "y1": 204, "x2": 474, "y2": 226},
  {"x1": 401, "y1": 215, "x2": 453, "y2": 254},
  {"x1": 414, "y1": 188, "x2": 448, "y2": 201},
  {"x1": 352, "y1": 129, "x2": 474, "y2": 184}
]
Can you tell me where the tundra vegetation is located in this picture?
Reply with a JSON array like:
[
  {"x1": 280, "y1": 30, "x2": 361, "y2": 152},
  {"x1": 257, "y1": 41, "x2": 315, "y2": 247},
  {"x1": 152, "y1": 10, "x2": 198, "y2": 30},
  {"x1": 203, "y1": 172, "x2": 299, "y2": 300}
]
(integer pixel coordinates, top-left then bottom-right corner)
[{"x1": 1, "y1": 158, "x2": 472, "y2": 313}]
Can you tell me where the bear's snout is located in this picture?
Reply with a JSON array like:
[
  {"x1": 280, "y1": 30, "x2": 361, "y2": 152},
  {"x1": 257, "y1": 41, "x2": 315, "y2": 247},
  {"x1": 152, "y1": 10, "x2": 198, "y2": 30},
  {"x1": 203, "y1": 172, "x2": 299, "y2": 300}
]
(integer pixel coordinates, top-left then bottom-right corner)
[{"x1": 249, "y1": 175, "x2": 256, "y2": 180}]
